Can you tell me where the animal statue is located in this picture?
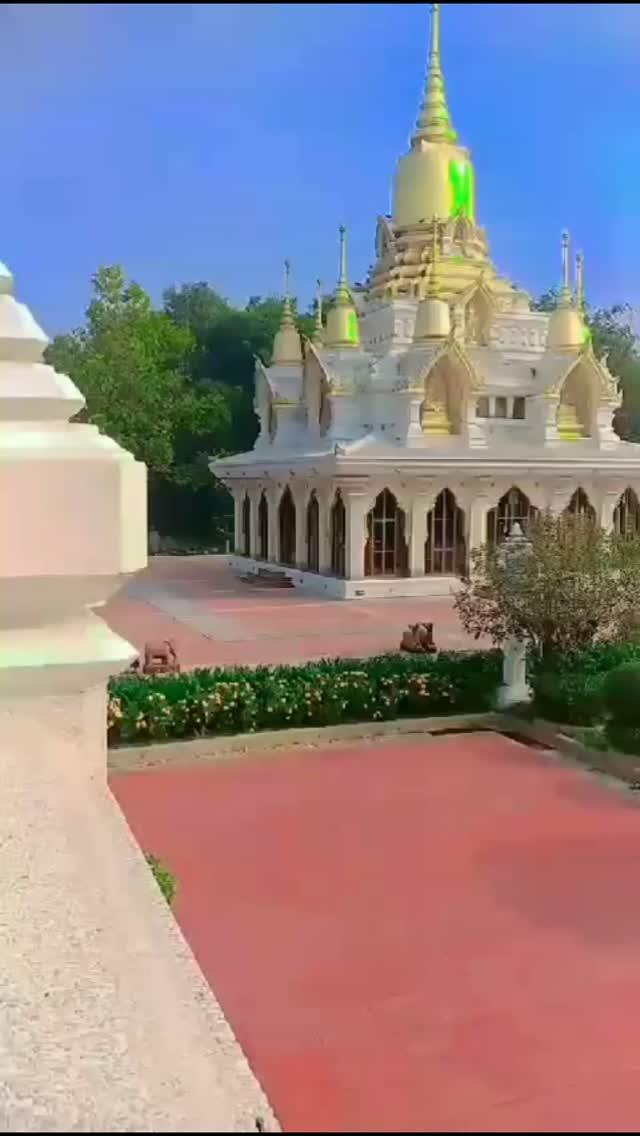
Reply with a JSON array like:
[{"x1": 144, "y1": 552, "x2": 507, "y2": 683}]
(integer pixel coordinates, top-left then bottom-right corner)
[
  {"x1": 400, "y1": 622, "x2": 437, "y2": 655},
  {"x1": 142, "y1": 639, "x2": 180, "y2": 676}
]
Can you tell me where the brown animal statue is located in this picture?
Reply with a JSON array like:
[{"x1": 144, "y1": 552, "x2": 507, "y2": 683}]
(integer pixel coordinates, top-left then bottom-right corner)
[
  {"x1": 142, "y1": 639, "x2": 180, "y2": 676},
  {"x1": 400, "y1": 622, "x2": 437, "y2": 655}
]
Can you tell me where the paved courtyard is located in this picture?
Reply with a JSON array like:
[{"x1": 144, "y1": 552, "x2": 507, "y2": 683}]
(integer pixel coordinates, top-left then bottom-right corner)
[
  {"x1": 103, "y1": 555, "x2": 477, "y2": 668},
  {"x1": 112, "y1": 733, "x2": 640, "y2": 1132}
]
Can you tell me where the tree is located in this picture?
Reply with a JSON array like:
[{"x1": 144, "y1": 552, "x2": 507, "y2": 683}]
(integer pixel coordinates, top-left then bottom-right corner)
[
  {"x1": 454, "y1": 512, "x2": 640, "y2": 659},
  {"x1": 47, "y1": 266, "x2": 233, "y2": 539}
]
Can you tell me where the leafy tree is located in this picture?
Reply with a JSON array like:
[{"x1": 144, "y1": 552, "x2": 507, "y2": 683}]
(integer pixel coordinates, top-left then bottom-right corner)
[
  {"x1": 47, "y1": 266, "x2": 233, "y2": 538},
  {"x1": 454, "y1": 512, "x2": 640, "y2": 659}
]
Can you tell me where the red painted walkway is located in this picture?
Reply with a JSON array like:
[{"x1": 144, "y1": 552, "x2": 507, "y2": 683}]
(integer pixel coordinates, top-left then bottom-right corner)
[{"x1": 112, "y1": 734, "x2": 640, "y2": 1132}]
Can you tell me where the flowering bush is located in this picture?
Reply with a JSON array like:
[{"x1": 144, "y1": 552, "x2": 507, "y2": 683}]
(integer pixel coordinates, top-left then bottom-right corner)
[{"x1": 107, "y1": 651, "x2": 501, "y2": 747}]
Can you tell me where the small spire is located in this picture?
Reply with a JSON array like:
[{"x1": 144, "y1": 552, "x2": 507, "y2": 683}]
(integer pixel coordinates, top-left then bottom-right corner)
[
  {"x1": 336, "y1": 225, "x2": 351, "y2": 303},
  {"x1": 271, "y1": 258, "x2": 302, "y2": 365},
  {"x1": 281, "y1": 258, "x2": 295, "y2": 325},
  {"x1": 312, "y1": 278, "x2": 324, "y2": 344},
  {"x1": 575, "y1": 250, "x2": 585, "y2": 314},
  {"x1": 559, "y1": 230, "x2": 572, "y2": 307},
  {"x1": 415, "y1": 4, "x2": 457, "y2": 144}
]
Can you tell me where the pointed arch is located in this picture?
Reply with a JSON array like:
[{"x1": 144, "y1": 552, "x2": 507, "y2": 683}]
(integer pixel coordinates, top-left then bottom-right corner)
[
  {"x1": 565, "y1": 488, "x2": 596, "y2": 521},
  {"x1": 364, "y1": 489, "x2": 408, "y2": 577},
  {"x1": 425, "y1": 489, "x2": 466, "y2": 575},
  {"x1": 330, "y1": 490, "x2": 346, "y2": 578},
  {"x1": 306, "y1": 491, "x2": 320, "y2": 572},
  {"x1": 614, "y1": 488, "x2": 640, "y2": 536},
  {"x1": 464, "y1": 287, "x2": 492, "y2": 347},
  {"x1": 241, "y1": 493, "x2": 251, "y2": 556},
  {"x1": 278, "y1": 486, "x2": 296, "y2": 567},
  {"x1": 258, "y1": 492, "x2": 269, "y2": 560},
  {"x1": 487, "y1": 487, "x2": 538, "y2": 547}
]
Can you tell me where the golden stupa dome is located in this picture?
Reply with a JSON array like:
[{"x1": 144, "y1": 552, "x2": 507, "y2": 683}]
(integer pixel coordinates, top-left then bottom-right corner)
[
  {"x1": 325, "y1": 226, "x2": 360, "y2": 350},
  {"x1": 546, "y1": 232, "x2": 586, "y2": 354},
  {"x1": 271, "y1": 260, "x2": 303, "y2": 365},
  {"x1": 393, "y1": 4, "x2": 476, "y2": 230}
]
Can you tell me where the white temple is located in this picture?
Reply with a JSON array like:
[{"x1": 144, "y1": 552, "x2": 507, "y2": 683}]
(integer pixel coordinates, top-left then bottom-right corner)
[{"x1": 212, "y1": 3, "x2": 640, "y2": 599}]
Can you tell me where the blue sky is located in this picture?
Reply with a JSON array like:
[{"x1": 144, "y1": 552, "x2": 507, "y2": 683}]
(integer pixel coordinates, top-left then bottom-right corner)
[{"x1": 0, "y1": 2, "x2": 638, "y2": 333}]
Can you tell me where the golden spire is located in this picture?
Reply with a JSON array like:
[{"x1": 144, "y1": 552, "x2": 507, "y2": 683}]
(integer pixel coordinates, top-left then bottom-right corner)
[
  {"x1": 336, "y1": 225, "x2": 351, "y2": 303},
  {"x1": 547, "y1": 231, "x2": 585, "y2": 354},
  {"x1": 415, "y1": 4, "x2": 457, "y2": 143},
  {"x1": 559, "y1": 230, "x2": 572, "y2": 307},
  {"x1": 271, "y1": 258, "x2": 302, "y2": 365},
  {"x1": 575, "y1": 250, "x2": 585, "y2": 314},
  {"x1": 281, "y1": 258, "x2": 295, "y2": 324},
  {"x1": 312, "y1": 278, "x2": 324, "y2": 345},
  {"x1": 325, "y1": 226, "x2": 360, "y2": 349}
]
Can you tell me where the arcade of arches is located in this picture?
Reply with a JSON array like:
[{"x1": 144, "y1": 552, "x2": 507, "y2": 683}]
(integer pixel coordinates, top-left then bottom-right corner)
[{"x1": 235, "y1": 483, "x2": 640, "y2": 583}]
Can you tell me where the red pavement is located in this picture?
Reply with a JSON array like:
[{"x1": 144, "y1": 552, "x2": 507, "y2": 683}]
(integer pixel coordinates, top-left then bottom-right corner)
[
  {"x1": 103, "y1": 556, "x2": 479, "y2": 668},
  {"x1": 111, "y1": 733, "x2": 640, "y2": 1132}
]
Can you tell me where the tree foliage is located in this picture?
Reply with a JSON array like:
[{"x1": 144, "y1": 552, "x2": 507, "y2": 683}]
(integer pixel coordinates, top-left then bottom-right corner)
[{"x1": 454, "y1": 512, "x2": 640, "y2": 658}]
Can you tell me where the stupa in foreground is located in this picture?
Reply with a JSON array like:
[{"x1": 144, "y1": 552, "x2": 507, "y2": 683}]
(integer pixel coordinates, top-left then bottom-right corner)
[{"x1": 212, "y1": 3, "x2": 640, "y2": 598}]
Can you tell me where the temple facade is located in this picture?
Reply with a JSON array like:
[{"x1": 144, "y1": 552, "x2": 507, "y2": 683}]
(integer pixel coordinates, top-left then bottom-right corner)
[{"x1": 212, "y1": 3, "x2": 640, "y2": 599}]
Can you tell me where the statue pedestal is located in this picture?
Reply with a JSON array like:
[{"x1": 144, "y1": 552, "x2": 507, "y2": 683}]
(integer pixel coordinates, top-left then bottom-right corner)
[{"x1": 496, "y1": 636, "x2": 532, "y2": 709}]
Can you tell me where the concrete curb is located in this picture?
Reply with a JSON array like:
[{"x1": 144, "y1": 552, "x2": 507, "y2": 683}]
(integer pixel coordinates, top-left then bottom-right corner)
[
  {"x1": 498, "y1": 715, "x2": 640, "y2": 787},
  {"x1": 108, "y1": 712, "x2": 501, "y2": 773}
]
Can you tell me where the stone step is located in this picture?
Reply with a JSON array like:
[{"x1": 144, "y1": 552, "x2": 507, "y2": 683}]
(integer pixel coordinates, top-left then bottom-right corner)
[{"x1": 241, "y1": 567, "x2": 295, "y2": 589}]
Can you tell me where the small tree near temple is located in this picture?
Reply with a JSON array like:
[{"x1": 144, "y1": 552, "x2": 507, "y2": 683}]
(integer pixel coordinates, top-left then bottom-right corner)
[{"x1": 454, "y1": 511, "x2": 640, "y2": 659}]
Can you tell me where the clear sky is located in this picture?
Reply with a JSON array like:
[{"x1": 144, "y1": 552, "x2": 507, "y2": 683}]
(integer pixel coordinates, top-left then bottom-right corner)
[{"x1": 1, "y1": 2, "x2": 638, "y2": 333}]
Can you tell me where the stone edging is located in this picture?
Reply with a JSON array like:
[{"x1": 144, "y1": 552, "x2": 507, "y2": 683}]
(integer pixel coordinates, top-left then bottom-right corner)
[{"x1": 108, "y1": 712, "x2": 499, "y2": 772}]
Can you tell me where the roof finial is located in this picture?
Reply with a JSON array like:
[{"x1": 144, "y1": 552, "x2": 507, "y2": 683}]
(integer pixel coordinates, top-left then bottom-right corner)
[
  {"x1": 559, "y1": 231, "x2": 572, "y2": 308},
  {"x1": 415, "y1": 4, "x2": 456, "y2": 144},
  {"x1": 575, "y1": 250, "x2": 585, "y2": 314},
  {"x1": 281, "y1": 258, "x2": 295, "y2": 325},
  {"x1": 336, "y1": 225, "x2": 351, "y2": 303},
  {"x1": 312, "y1": 278, "x2": 324, "y2": 344}
]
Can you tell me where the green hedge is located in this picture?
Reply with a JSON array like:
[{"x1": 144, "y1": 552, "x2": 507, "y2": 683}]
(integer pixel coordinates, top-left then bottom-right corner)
[
  {"x1": 107, "y1": 651, "x2": 501, "y2": 747},
  {"x1": 531, "y1": 644, "x2": 640, "y2": 727}
]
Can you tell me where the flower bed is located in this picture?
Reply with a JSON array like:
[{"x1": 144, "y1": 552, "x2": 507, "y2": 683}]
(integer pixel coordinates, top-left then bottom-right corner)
[{"x1": 108, "y1": 651, "x2": 501, "y2": 747}]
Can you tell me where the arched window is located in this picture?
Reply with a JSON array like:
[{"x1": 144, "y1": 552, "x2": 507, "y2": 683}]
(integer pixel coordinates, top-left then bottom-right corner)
[
  {"x1": 258, "y1": 492, "x2": 269, "y2": 560},
  {"x1": 306, "y1": 491, "x2": 319, "y2": 572},
  {"x1": 425, "y1": 489, "x2": 466, "y2": 575},
  {"x1": 330, "y1": 491, "x2": 346, "y2": 578},
  {"x1": 614, "y1": 488, "x2": 640, "y2": 536},
  {"x1": 364, "y1": 489, "x2": 408, "y2": 577},
  {"x1": 278, "y1": 486, "x2": 296, "y2": 567},
  {"x1": 241, "y1": 493, "x2": 251, "y2": 556},
  {"x1": 487, "y1": 487, "x2": 537, "y2": 547},
  {"x1": 565, "y1": 488, "x2": 596, "y2": 521}
]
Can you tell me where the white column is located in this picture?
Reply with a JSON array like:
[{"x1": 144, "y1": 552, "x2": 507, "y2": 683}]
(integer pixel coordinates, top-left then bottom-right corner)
[
  {"x1": 318, "y1": 488, "x2": 332, "y2": 574},
  {"x1": 267, "y1": 486, "x2": 279, "y2": 561},
  {"x1": 409, "y1": 490, "x2": 434, "y2": 577},
  {"x1": 468, "y1": 494, "x2": 490, "y2": 552},
  {"x1": 601, "y1": 492, "x2": 621, "y2": 533},
  {"x1": 232, "y1": 487, "x2": 243, "y2": 553},
  {"x1": 293, "y1": 486, "x2": 307, "y2": 568},
  {"x1": 0, "y1": 263, "x2": 275, "y2": 1130},
  {"x1": 345, "y1": 492, "x2": 369, "y2": 579}
]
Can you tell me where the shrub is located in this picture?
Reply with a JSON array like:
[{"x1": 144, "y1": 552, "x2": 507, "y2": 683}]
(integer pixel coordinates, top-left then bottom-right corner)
[
  {"x1": 145, "y1": 853, "x2": 177, "y2": 907},
  {"x1": 107, "y1": 650, "x2": 501, "y2": 746},
  {"x1": 602, "y1": 663, "x2": 640, "y2": 728},
  {"x1": 455, "y1": 512, "x2": 640, "y2": 658},
  {"x1": 530, "y1": 670, "x2": 604, "y2": 726}
]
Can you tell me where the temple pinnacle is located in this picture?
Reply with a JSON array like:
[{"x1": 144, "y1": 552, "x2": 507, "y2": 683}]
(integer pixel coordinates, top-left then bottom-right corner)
[{"x1": 415, "y1": 4, "x2": 457, "y2": 143}]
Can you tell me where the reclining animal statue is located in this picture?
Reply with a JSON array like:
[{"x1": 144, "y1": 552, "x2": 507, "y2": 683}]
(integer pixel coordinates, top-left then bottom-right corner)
[
  {"x1": 142, "y1": 639, "x2": 181, "y2": 676},
  {"x1": 400, "y1": 621, "x2": 437, "y2": 655}
]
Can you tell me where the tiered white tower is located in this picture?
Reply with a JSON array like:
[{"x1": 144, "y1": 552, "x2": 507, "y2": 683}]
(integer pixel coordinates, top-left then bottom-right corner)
[{"x1": 212, "y1": 3, "x2": 640, "y2": 599}]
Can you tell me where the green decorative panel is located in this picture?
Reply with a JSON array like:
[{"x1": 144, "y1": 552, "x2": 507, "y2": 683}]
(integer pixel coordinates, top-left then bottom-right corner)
[{"x1": 448, "y1": 159, "x2": 475, "y2": 220}]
